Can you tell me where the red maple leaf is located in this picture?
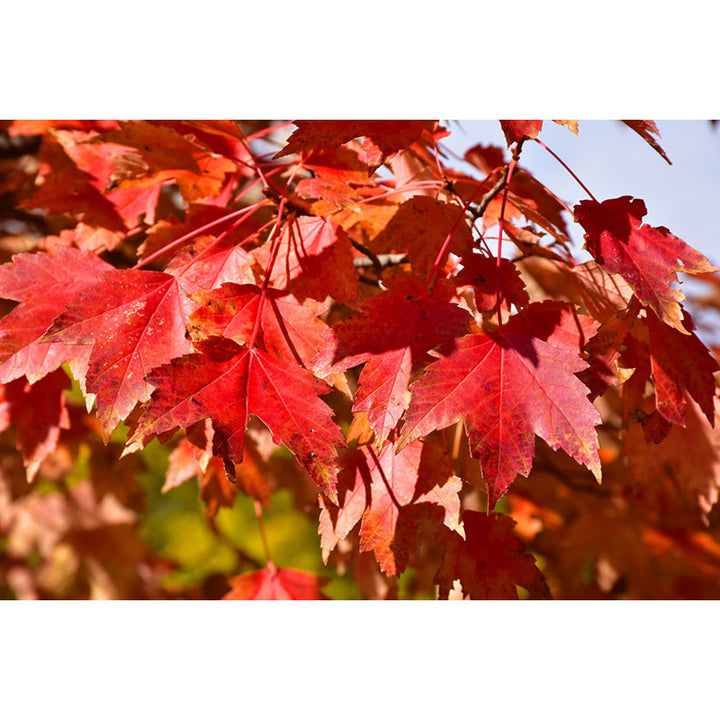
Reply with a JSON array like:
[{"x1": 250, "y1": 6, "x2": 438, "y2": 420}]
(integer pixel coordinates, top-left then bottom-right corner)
[
  {"x1": 455, "y1": 254, "x2": 529, "y2": 312},
  {"x1": 294, "y1": 177, "x2": 361, "y2": 210},
  {"x1": 165, "y1": 234, "x2": 259, "y2": 295},
  {"x1": 21, "y1": 130, "x2": 125, "y2": 230},
  {"x1": 0, "y1": 368, "x2": 70, "y2": 481},
  {"x1": 188, "y1": 283, "x2": 329, "y2": 372},
  {"x1": 623, "y1": 374, "x2": 720, "y2": 521},
  {"x1": 566, "y1": 260, "x2": 635, "y2": 323},
  {"x1": 500, "y1": 120, "x2": 543, "y2": 147},
  {"x1": 23, "y1": 129, "x2": 163, "y2": 231},
  {"x1": 621, "y1": 308, "x2": 719, "y2": 429},
  {"x1": 621, "y1": 120, "x2": 671, "y2": 164},
  {"x1": 399, "y1": 303, "x2": 602, "y2": 507},
  {"x1": 464, "y1": 143, "x2": 508, "y2": 174},
  {"x1": 8, "y1": 120, "x2": 120, "y2": 135},
  {"x1": 646, "y1": 309, "x2": 718, "y2": 427},
  {"x1": 41, "y1": 269, "x2": 193, "y2": 438},
  {"x1": 319, "y1": 439, "x2": 462, "y2": 576},
  {"x1": 574, "y1": 196, "x2": 718, "y2": 332},
  {"x1": 0, "y1": 247, "x2": 112, "y2": 385},
  {"x1": 163, "y1": 435, "x2": 210, "y2": 493},
  {"x1": 177, "y1": 120, "x2": 256, "y2": 174},
  {"x1": 163, "y1": 432, "x2": 245, "y2": 517},
  {"x1": 435, "y1": 511, "x2": 551, "y2": 599},
  {"x1": 40, "y1": 223, "x2": 126, "y2": 254},
  {"x1": 302, "y1": 145, "x2": 379, "y2": 186},
  {"x1": 277, "y1": 120, "x2": 436, "y2": 171},
  {"x1": 578, "y1": 299, "x2": 640, "y2": 400},
  {"x1": 314, "y1": 275, "x2": 470, "y2": 445},
  {"x1": 357, "y1": 441, "x2": 425, "y2": 576},
  {"x1": 370, "y1": 196, "x2": 473, "y2": 276},
  {"x1": 127, "y1": 337, "x2": 344, "y2": 500},
  {"x1": 259, "y1": 215, "x2": 359, "y2": 307},
  {"x1": 97, "y1": 120, "x2": 238, "y2": 203},
  {"x1": 223, "y1": 563, "x2": 327, "y2": 600}
]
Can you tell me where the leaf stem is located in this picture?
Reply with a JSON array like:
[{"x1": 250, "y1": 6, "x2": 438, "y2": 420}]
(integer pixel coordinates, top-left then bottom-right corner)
[
  {"x1": 248, "y1": 198, "x2": 287, "y2": 350},
  {"x1": 133, "y1": 200, "x2": 270, "y2": 269},
  {"x1": 245, "y1": 121, "x2": 294, "y2": 143},
  {"x1": 354, "y1": 180, "x2": 445, "y2": 206},
  {"x1": 237, "y1": 136, "x2": 271, "y2": 191},
  {"x1": 424, "y1": 180, "x2": 491, "y2": 295},
  {"x1": 494, "y1": 163, "x2": 519, "y2": 326}
]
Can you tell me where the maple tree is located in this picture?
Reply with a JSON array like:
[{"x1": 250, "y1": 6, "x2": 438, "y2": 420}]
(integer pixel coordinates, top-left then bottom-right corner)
[{"x1": 1, "y1": 118, "x2": 719, "y2": 600}]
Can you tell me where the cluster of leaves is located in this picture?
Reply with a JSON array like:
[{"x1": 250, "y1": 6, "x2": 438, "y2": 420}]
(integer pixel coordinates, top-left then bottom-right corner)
[{"x1": 1, "y1": 118, "x2": 720, "y2": 600}]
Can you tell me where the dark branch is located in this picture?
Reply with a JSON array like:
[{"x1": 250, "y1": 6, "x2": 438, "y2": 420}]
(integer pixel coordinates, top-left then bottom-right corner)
[
  {"x1": 470, "y1": 167, "x2": 509, "y2": 220},
  {"x1": 352, "y1": 253, "x2": 408, "y2": 268}
]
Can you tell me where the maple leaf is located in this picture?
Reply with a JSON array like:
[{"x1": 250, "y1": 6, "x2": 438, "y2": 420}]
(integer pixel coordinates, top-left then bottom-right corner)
[
  {"x1": 8, "y1": 120, "x2": 120, "y2": 135},
  {"x1": 509, "y1": 170, "x2": 570, "y2": 237},
  {"x1": 59, "y1": 128, "x2": 165, "y2": 228},
  {"x1": 435, "y1": 511, "x2": 551, "y2": 599},
  {"x1": 197, "y1": 458, "x2": 239, "y2": 518},
  {"x1": 568, "y1": 260, "x2": 635, "y2": 322},
  {"x1": 164, "y1": 435, "x2": 211, "y2": 493},
  {"x1": 127, "y1": 336, "x2": 344, "y2": 500},
  {"x1": 41, "y1": 269, "x2": 193, "y2": 438},
  {"x1": 188, "y1": 283, "x2": 330, "y2": 372},
  {"x1": 357, "y1": 442, "x2": 424, "y2": 576},
  {"x1": 645, "y1": 309, "x2": 718, "y2": 427},
  {"x1": 314, "y1": 275, "x2": 471, "y2": 445},
  {"x1": 578, "y1": 300, "x2": 640, "y2": 400},
  {"x1": 553, "y1": 120, "x2": 579, "y2": 134},
  {"x1": 455, "y1": 253, "x2": 529, "y2": 312},
  {"x1": 399, "y1": 303, "x2": 602, "y2": 507},
  {"x1": 259, "y1": 215, "x2": 359, "y2": 307},
  {"x1": 179, "y1": 120, "x2": 256, "y2": 173},
  {"x1": 574, "y1": 196, "x2": 718, "y2": 332},
  {"x1": 319, "y1": 439, "x2": 462, "y2": 575},
  {"x1": 165, "y1": 235, "x2": 259, "y2": 295},
  {"x1": 97, "y1": 120, "x2": 238, "y2": 203},
  {"x1": 21, "y1": 129, "x2": 125, "y2": 230},
  {"x1": 318, "y1": 450, "x2": 370, "y2": 563},
  {"x1": 39, "y1": 223, "x2": 126, "y2": 254},
  {"x1": 0, "y1": 247, "x2": 112, "y2": 385},
  {"x1": 303, "y1": 146, "x2": 382, "y2": 186},
  {"x1": 500, "y1": 120, "x2": 543, "y2": 147},
  {"x1": 223, "y1": 563, "x2": 327, "y2": 600},
  {"x1": 464, "y1": 143, "x2": 507, "y2": 174},
  {"x1": 621, "y1": 308, "x2": 718, "y2": 429},
  {"x1": 621, "y1": 120, "x2": 671, "y2": 165},
  {"x1": 277, "y1": 120, "x2": 437, "y2": 171},
  {"x1": 0, "y1": 369, "x2": 70, "y2": 482},
  {"x1": 163, "y1": 433, "x2": 240, "y2": 517},
  {"x1": 165, "y1": 419, "x2": 272, "y2": 510},
  {"x1": 370, "y1": 196, "x2": 473, "y2": 276},
  {"x1": 624, "y1": 388, "x2": 720, "y2": 522},
  {"x1": 23, "y1": 129, "x2": 163, "y2": 231},
  {"x1": 294, "y1": 177, "x2": 361, "y2": 210},
  {"x1": 505, "y1": 186, "x2": 570, "y2": 246}
]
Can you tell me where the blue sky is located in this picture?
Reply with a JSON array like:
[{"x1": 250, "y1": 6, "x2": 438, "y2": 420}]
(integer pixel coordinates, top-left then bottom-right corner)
[{"x1": 440, "y1": 120, "x2": 720, "y2": 267}]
